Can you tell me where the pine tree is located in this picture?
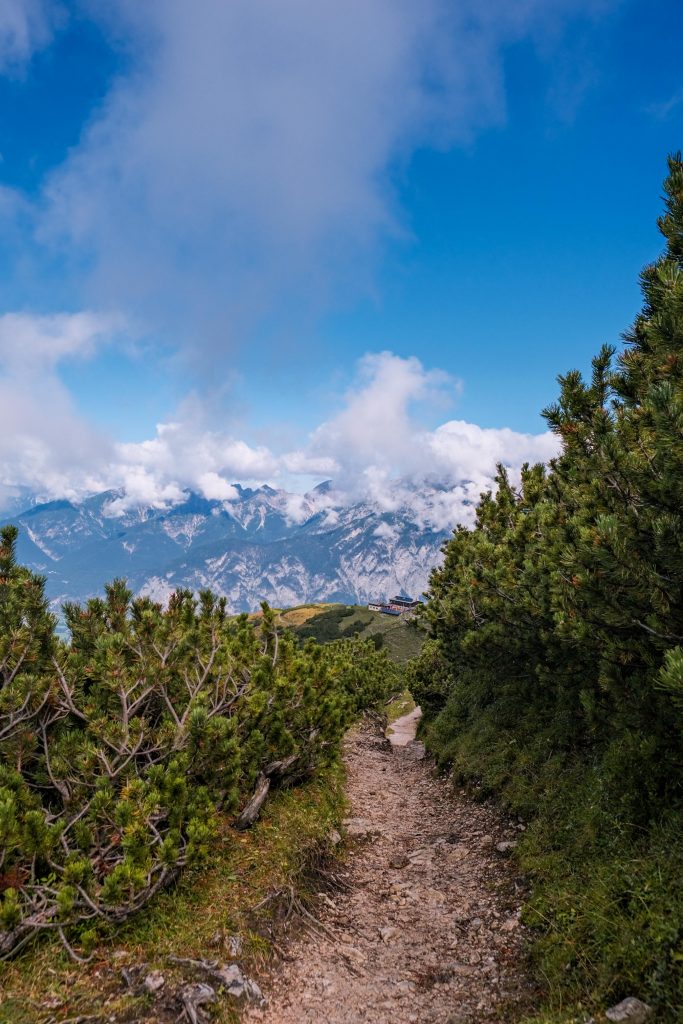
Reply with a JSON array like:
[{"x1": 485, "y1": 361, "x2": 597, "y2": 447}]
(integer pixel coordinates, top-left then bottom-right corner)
[
  {"x1": 0, "y1": 538, "x2": 396, "y2": 958},
  {"x1": 412, "y1": 154, "x2": 683, "y2": 1015}
]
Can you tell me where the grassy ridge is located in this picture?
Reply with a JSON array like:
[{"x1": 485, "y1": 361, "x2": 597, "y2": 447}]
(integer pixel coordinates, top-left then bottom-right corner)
[{"x1": 282, "y1": 603, "x2": 425, "y2": 663}]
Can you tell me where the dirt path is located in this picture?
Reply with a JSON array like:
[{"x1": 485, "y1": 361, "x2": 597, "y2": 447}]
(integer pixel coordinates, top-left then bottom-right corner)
[{"x1": 245, "y1": 714, "x2": 532, "y2": 1024}]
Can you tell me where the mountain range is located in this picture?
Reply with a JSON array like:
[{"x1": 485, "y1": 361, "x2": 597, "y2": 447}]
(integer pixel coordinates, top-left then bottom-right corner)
[{"x1": 0, "y1": 482, "x2": 456, "y2": 614}]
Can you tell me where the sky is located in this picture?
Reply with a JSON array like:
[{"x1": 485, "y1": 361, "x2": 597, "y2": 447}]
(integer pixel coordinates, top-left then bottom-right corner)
[{"x1": 0, "y1": 0, "x2": 681, "y2": 522}]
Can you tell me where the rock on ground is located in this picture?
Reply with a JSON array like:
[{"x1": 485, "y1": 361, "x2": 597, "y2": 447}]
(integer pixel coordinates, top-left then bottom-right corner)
[
  {"x1": 605, "y1": 997, "x2": 653, "y2": 1023},
  {"x1": 244, "y1": 718, "x2": 533, "y2": 1024}
]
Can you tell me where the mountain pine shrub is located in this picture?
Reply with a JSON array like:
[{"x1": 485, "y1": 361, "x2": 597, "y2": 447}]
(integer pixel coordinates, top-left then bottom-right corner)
[
  {"x1": 410, "y1": 154, "x2": 683, "y2": 1019},
  {"x1": 0, "y1": 529, "x2": 395, "y2": 959}
]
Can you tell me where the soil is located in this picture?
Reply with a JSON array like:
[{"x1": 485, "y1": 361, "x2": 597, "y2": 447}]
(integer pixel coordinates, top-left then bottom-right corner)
[
  {"x1": 385, "y1": 705, "x2": 422, "y2": 747},
  {"x1": 244, "y1": 712, "x2": 534, "y2": 1024}
]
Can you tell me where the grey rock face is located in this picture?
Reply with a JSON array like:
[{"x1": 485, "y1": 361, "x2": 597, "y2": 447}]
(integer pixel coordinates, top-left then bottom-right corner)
[
  {"x1": 1, "y1": 483, "x2": 452, "y2": 614},
  {"x1": 605, "y1": 997, "x2": 653, "y2": 1023}
]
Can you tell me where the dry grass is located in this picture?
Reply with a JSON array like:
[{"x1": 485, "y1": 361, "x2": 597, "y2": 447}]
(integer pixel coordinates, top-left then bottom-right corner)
[{"x1": 277, "y1": 605, "x2": 335, "y2": 628}]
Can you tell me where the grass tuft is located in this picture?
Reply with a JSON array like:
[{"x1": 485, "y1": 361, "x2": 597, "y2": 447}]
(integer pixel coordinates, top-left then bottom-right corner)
[{"x1": 385, "y1": 689, "x2": 417, "y2": 726}]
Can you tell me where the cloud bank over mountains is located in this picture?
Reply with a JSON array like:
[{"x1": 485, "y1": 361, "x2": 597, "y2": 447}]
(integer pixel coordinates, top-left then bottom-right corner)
[{"x1": 0, "y1": 312, "x2": 558, "y2": 528}]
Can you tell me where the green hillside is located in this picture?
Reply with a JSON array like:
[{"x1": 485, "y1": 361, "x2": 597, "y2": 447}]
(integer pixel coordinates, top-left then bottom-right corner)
[{"x1": 282, "y1": 603, "x2": 426, "y2": 664}]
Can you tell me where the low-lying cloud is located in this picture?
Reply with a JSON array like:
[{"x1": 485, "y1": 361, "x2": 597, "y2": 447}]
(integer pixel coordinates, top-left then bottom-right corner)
[{"x1": 0, "y1": 324, "x2": 559, "y2": 529}]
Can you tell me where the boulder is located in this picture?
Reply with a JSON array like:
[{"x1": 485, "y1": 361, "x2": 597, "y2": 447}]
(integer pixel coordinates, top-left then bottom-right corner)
[
  {"x1": 213, "y1": 963, "x2": 266, "y2": 1007},
  {"x1": 495, "y1": 841, "x2": 517, "y2": 855},
  {"x1": 605, "y1": 997, "x2": 653, "y2": 1023},
  {"x1": 180, "y1": 983, "x2": 216, "y2": 1024},
  {"x1": 143, "y1": 970, "x2": 165, "y2": 994}
]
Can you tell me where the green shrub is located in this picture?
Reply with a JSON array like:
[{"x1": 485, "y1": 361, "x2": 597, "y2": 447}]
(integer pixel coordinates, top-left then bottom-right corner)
[
  {"x1": 294, "y1": 605, "x2": 355, "y2": 643},
  {"x1": 412, "y1": 155, "x2": 683, "y2": 1020},
  {"x1": 0, "y1": 533, "x2": 395, "y2": 959}
]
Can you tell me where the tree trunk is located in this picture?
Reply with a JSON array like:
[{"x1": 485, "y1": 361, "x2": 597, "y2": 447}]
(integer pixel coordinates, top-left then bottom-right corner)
[{"x1": 234, "y1": 773, "x2": 270, "y2": 830}]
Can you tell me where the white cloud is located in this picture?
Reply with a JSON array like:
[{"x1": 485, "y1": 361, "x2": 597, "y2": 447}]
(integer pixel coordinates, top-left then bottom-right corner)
[
  {"x1": 35, "y1": 0, "x2": 614, "y2": 349},
  {"x1": 374, "y1": 521, "x2": 399, "y2": 541},
  {"x1": 281, "y1": 451, "x2": 339, "y2": 477},
  {"x1": 0, "y1": 345, "x2": 559, "y2": 530},
  {"x1": 299, "y1": 352, "x2": 559, "y2": 529},
  {"x1": 304, "y1": 351, "x2": 558, "y2": 521},
  {"x1": 0, "y1": 0, "x2": 57, "y2": 74},
  {"x1": 0, "y1": 311, "x2": 123, "y2": 507},
  {"x1": 196, "y1": 472, "x2": 238, "y2": 503},
  {"x1": 426, "y1": 418, "x2": 559, "y2": 481},
  {"x1": 280, "y1": 492, "x2": 315, "y2": 525},
  {"x1": 310, "y1": 351, "x2": 457, "y2": 477},
  {"x1": 103, "y1": 467, "x2": 185, "y2": 516},
  {"x1": 0, "y1": 310, "x2": 124, "y2": 371},
  {"x1": 106, "y1": 419, "x2": 280, "y2": 514}
]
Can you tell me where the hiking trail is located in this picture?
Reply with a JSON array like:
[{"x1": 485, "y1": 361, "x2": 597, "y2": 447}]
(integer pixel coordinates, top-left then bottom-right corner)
[{"x1": 244, "y1": 710, "x2": 533, "y2": 1023}]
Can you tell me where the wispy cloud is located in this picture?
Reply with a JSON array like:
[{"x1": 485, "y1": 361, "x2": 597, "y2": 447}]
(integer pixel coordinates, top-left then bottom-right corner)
[
  {"x1": 645, "y1": 87, "x2": 683, "y2": 121},
  {"x1": 0, "y1": 310, "x2": 125, "y2": 370},
  {"x1": 31, "y1": 0, "x2": 615, "y2": 356},
  {"x1": 0, "y1": 0, "x2": 58, "y2": 74}
]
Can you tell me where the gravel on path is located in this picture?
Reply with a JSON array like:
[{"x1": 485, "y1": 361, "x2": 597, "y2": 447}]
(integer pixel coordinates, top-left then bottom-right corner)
[{"x1": 244, "y1": 714, "x2": 533, "y2": 1024}]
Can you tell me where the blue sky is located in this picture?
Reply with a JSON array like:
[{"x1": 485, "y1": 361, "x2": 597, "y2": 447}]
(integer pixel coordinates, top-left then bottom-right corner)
[{"x1": 0, "y1": 0, "x2": 681, "y2": 515}]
